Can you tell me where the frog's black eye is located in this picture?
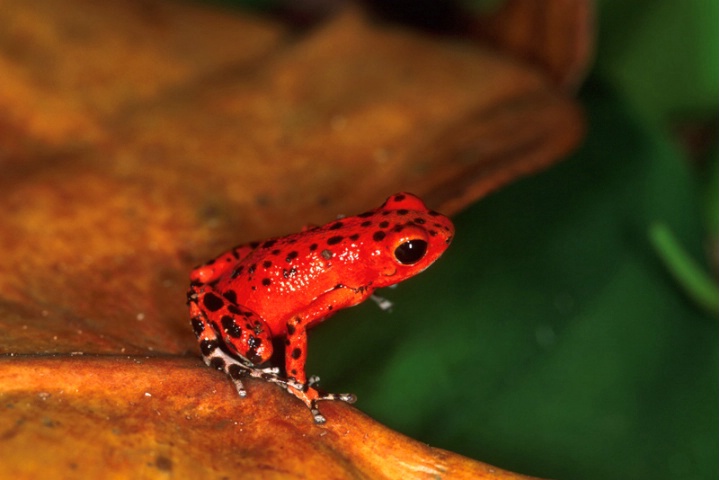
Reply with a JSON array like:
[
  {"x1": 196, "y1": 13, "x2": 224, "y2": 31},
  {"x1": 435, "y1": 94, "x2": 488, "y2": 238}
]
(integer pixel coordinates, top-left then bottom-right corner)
[{"x1": 394, "y1": 239, "x2": 427, "y2": 265}]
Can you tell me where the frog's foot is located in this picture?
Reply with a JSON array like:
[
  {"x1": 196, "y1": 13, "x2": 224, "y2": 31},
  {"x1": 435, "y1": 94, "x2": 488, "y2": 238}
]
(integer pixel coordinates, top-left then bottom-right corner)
[
  {"x1": 286, "y1": 380, "x2": 357, "y2": 424},
  {"x1": 370, "y1": 293, "x2": 394, "y2": 312},
  {"x1": 203, "y1": 347, "x2": 287, "y2": 397}
]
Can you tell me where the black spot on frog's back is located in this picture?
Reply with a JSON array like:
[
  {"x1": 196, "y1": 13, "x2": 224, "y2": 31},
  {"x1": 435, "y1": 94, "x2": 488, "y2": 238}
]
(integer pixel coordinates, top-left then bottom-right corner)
[{"x1": 327, "y1": 236, "x2": 343, "y2": 245}]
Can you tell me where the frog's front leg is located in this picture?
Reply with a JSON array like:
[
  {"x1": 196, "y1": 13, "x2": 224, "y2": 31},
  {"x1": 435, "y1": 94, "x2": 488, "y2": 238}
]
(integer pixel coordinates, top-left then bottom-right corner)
[
  {"x1": 283, "y1": 295, "x2": 359, "y2": 423},
  {"x1": 188, "y1": 288, "x2": 287, "y2": 395}
]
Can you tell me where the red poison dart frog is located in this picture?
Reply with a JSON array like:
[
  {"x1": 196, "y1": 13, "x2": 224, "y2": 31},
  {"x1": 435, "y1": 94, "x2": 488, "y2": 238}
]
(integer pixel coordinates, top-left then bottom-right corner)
[{"x1": 187, "y1": 193, "x2": 454, "y2": 423}]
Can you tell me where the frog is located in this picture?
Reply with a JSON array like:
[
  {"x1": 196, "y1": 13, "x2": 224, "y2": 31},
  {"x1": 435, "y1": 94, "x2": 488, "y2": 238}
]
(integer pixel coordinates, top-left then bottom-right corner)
[{"x1": 187, "y1": 192, "x2": 454, "y2": 423}]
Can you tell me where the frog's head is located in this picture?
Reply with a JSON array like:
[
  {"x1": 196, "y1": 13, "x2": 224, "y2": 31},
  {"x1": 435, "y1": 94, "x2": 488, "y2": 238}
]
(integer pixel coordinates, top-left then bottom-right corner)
[{"x1": 367, "y1": 192, "x2": 454, "y2": 287}]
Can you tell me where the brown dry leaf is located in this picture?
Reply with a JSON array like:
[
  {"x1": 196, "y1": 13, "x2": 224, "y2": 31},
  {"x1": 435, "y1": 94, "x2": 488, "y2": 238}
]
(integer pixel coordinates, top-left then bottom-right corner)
[
  {"x1": 473, "y1": 0, "x2": 594, "y2": 90},
  {"x1": 2, "y1": 356, "x2": 540, "y2": 479},
  {"x1": 0, "y1": 0, "x2": 587, "y2": 478}
]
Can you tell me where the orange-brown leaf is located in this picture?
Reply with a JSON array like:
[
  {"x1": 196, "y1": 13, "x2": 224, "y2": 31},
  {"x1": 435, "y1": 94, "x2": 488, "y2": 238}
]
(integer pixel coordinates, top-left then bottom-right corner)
[
  {"x1": 1, "y1": 356, "x2": 542, "y2": 479},
  {"x1": 0, "y1": 1, "x2": 586, "y2": 477}
]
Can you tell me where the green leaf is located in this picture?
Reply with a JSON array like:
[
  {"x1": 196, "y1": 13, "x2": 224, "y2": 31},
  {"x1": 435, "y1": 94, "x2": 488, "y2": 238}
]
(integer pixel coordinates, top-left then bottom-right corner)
[
  {"x1": 596, "y1": 0, "x2": 719, "y2": 124},
  {"x1": 649, "y1": 222, "x2": 718, "y2": 314}
]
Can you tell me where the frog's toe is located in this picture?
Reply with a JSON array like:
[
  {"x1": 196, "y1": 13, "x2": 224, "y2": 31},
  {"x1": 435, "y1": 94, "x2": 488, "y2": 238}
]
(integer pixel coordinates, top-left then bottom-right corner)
[
  {"x1": 309, "y1": 401, "x2": 327, "y2": 424},
  {"x1": 317, "y1": 391, "x2": 357, "y2": 404},
  {"x1": 307, "y1": 375, "x2": 321, "y2": 388}
]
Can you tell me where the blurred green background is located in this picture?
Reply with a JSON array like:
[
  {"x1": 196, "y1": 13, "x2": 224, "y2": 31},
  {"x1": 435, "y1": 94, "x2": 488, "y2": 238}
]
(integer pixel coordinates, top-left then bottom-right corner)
[
  {"x1": 216, "y1": 0, "x2": 718, "y2": 478},
  {"x1": 307, "y1": 1, "x2": 718, "y2": 479}
]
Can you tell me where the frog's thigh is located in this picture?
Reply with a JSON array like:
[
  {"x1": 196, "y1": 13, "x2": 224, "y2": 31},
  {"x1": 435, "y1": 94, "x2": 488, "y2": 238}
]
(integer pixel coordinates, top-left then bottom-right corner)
[
  {"x1": 189, "y1": 298, "x2": 254, "y2": 394},
  {"x1": 212, "y1": 303, "x2": 274, "y2": 365},
  {"x1": 190, "y1": 295, "x2": 286, "y2": 394}
]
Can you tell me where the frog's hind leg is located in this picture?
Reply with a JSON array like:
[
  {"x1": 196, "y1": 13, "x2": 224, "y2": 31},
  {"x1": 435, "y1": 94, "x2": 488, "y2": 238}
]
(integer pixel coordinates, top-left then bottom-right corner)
[{"x1": 188, "y1": 297, "x2": 286, "y2": 396}]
